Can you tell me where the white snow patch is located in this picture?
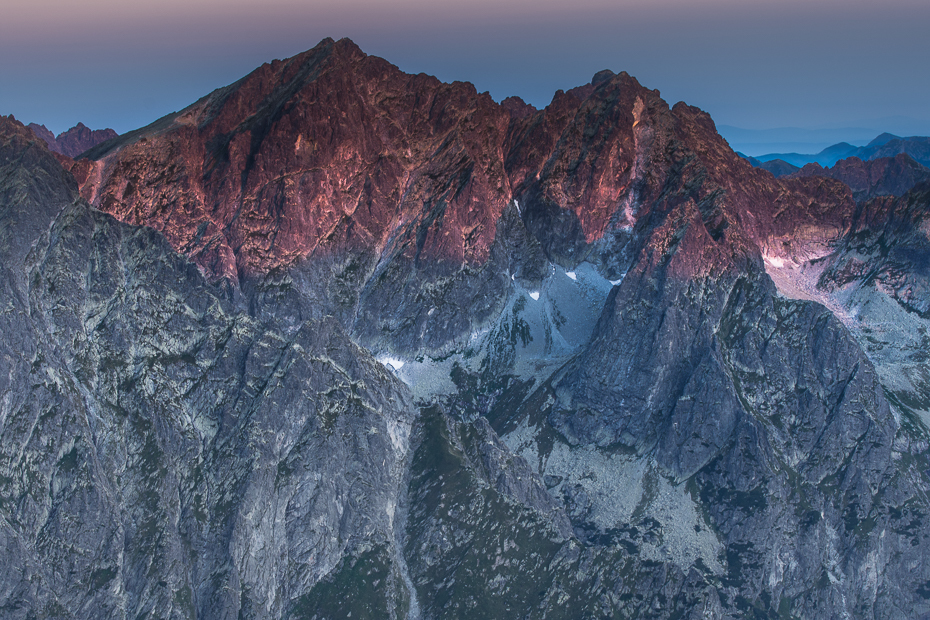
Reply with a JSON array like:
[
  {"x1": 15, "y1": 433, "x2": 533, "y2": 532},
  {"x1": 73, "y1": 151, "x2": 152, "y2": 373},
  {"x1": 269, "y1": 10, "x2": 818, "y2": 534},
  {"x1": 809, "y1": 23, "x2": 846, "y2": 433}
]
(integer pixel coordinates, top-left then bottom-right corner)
[
  {"x1": 514, "y1": 199, "x2": 521, "y2": 214},
  {"x1": 764, "y1": 254, "x2": 785, "y2": 269},
  {"x1": 566, "y1": 271, "x2": 577, "y2": 281},
  {"x1": 378, "y1": 356, "x2": 405, "y2": 371},
  {"x1": 609, "y1": 278, "x2": 623, "y2": 286},
  {"x1": 502, "y1": 416, "x2": 543, "y2": 471},
  {"x1": 529, "y1": 291, "x2": 540, "y2": 301}
]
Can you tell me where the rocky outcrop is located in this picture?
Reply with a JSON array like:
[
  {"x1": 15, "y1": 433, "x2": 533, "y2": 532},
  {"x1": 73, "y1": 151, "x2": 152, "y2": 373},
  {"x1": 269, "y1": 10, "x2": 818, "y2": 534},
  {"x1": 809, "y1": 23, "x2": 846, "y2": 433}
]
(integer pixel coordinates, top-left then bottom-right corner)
[
  {"x1": 792, "y1": 153, "x2": 930, "y2": 201},
  {"x1": 805, "y1": 182, "x2": 930, "y2": 428},
  {"x1": 820, "y1": 181, "x2": 930, "y2": 315},
  {"x1": 27, "y1": 121, "x2": 118, "y2": 157}
]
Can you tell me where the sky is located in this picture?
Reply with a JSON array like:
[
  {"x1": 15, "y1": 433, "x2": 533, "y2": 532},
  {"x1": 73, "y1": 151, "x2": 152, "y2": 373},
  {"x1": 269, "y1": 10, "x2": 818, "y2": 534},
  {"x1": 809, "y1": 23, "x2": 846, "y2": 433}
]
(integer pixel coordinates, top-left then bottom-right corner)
[{"x1": 2, "y1": 0, "x2": 929, "y2": 155}]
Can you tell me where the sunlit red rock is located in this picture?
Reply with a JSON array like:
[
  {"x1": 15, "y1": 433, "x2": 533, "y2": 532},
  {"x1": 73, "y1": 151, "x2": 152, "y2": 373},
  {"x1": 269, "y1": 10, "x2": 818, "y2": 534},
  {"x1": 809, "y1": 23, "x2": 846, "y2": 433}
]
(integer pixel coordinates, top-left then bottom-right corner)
[
  {"x1": 79, "y1": 37, "x2": 856, "y2": 285},
  {"x1": 27, "y1": 122, "x2": 117, "y2": 157},
  {"x1": 791, "y1": 153, "x2": 930, "y2": 201}
]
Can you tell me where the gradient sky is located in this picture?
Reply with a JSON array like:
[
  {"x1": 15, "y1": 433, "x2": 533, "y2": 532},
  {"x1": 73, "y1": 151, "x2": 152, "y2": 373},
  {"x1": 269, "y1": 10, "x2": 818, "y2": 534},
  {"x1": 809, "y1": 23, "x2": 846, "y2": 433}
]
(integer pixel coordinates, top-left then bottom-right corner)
[{"x1": 3, "y1": 0, "x2": 929, "y2": 154}]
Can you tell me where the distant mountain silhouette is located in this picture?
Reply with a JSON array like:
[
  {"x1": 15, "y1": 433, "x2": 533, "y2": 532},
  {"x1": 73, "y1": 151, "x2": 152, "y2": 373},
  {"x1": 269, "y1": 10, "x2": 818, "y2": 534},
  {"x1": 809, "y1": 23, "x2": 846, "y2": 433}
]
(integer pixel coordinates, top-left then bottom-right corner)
[
  {"x1": 865, "y1": 132, "x2": 900, "y2": 149},
  {"x1": 734, "y1": 153, "x2": 799, "y2": 177},
  {"x1": 751, "y1": 142, "x2": 859, "y2": 167},
  {"x1": 858, "y1": 135, "x2": 930, "y2": 166}
]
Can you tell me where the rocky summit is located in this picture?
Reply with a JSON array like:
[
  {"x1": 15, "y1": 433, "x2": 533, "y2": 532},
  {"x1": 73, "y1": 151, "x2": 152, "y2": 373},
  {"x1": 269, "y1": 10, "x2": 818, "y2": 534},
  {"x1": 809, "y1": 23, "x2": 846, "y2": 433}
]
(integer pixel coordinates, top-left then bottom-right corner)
[
  {"x1": 27, "y1": 122, "x2": 118, "y2": 159},
  {"x1": 2, "y1": 37, "x2": 930, "y2": 619}
]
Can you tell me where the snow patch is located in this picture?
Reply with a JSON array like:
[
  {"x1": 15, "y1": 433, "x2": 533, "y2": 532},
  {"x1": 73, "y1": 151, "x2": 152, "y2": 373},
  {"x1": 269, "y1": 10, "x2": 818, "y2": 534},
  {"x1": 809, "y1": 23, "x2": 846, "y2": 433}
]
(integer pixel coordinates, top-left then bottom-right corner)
[
  {"x1": 529, "y1": 291, "x2": 540, "y2": 301},
  {"x1": 764, "y1": 254, "x2": 785, "y2": 269},
  {"x1": 566, "y1": 271, "x2": 577, "y2": 281},
  {"x1": 378, "y1": 356, "x2": 405, "y2": 371}
]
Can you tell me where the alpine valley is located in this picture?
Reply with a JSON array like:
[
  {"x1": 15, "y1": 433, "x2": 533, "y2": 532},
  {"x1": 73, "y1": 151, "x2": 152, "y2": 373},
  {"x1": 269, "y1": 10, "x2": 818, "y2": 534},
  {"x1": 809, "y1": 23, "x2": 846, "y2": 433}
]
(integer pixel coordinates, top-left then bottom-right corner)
[{"x1": 2, "y1": 38, "x2": 930, "y2": 619}]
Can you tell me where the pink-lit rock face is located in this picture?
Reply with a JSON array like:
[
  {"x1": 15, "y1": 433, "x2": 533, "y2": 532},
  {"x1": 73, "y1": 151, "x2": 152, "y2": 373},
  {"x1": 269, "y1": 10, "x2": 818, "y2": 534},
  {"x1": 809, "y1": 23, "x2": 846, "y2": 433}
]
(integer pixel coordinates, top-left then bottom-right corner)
[
  {"x1": 27, "y1": 122, "x2": 117, "y2": 158},
  {"x1": 80, "y1": 37, "x2": 856, "y2": 284},
  {"x1": 791, "y1": 153, "x2": 930, "y2": 201},
  {"x1": 83, "y1": 39, "x2": 514, "y2": 282}
]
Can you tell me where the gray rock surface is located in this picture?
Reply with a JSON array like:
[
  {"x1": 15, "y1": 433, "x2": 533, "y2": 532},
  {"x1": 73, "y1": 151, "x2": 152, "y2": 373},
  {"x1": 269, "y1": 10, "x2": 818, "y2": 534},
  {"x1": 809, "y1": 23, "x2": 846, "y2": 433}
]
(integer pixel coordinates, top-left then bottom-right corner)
[{"x1": 1, "y1": 117, "x2": 417, "y2": 619}]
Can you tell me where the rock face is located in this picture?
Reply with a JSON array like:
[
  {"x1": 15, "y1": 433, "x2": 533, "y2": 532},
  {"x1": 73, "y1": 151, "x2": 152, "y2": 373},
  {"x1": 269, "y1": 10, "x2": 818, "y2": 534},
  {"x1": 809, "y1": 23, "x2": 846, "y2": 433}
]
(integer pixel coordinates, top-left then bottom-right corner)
[
  {"x1": 1, "y1": 116, "x2": 415, "y2": 619},
  {"x1": 27, "y1": 121, "x2": 118, "y2": 158},
  {"x1": 806, "y1": 182, "x2": 930, "y2": 422},
  {"x1": 2, "y1": 37, "x2": 930, "y2": 619},
  {"x1": 81, "y1": 39, "x2": 511, "y2": 285}
]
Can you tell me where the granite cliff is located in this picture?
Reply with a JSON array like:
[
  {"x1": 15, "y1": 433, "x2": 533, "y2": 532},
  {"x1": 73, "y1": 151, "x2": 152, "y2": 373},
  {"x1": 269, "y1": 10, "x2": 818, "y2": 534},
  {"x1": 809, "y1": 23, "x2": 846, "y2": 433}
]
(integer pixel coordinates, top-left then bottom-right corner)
[{"x1": 2, "y1": 37, "x2": 930, "y2": 619}]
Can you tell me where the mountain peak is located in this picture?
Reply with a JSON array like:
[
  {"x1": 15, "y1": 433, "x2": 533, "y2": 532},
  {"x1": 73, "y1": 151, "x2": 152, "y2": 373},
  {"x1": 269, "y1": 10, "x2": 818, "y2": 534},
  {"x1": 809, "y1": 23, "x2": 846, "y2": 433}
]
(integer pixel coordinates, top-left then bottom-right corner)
[
  {"x1": 501, "y1": 95, "x2": 537, "y2": 118},
  {"x1": 592, "y1": 69, "x2": 615, "y2": 86},
  {"x1": 333, "y1": 36, "x2": 365, "y2": 57},
  {"x1": 867, "y1": 131, "x2": 900, "y2": 148},
  {"x1": 25, "y1": 120, "x2": 117, "y2": 157},
  {"x1": 26, "y1": 122, "x2": 55, "y2": 147}
]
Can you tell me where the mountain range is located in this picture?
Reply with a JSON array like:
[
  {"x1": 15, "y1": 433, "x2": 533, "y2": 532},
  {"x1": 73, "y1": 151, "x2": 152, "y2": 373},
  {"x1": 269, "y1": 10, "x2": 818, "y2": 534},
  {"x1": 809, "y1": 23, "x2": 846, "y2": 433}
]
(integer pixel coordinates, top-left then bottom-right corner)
[
  {"x1": 2, "y1": 37, "x2": 929, "y2": 619},
  {"x1": 741, "y1": 132, "x2": 930, "y2": 172},
  {"x1": 790, "y1": 153, "x2": 930, "y2": 201}
]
